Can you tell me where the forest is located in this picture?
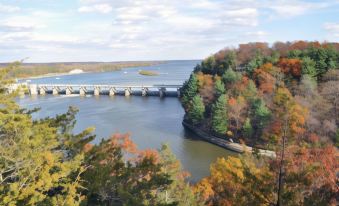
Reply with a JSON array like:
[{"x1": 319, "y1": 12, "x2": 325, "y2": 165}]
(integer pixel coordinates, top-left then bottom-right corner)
[
  {"x1": 181, "y1": 41, "x2": 339, "y2": 149},
  {"x1": 0, "y1": 41, "x2": 338, "y2": 206}
]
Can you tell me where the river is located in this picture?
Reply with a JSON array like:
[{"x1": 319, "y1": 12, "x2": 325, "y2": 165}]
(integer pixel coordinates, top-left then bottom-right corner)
[{"x1": 18, "y1": 60, "x2": 234, "y2": 182}]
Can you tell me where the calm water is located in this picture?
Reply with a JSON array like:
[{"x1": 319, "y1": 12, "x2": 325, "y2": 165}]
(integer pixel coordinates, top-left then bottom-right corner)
[{"x1": 18, "y1": 60, "x2": 234, "y2": 182}]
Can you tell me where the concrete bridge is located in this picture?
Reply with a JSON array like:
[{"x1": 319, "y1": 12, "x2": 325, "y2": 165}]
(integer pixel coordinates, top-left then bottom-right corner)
[{"x1": 16, "y1": 83, "x2": 183, "y2": 98}]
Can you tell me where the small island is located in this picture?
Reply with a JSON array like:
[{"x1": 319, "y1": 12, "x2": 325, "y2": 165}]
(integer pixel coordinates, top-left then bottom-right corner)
[{"x1": 138, "y1": 70, "x2": 159, "y2": 76}]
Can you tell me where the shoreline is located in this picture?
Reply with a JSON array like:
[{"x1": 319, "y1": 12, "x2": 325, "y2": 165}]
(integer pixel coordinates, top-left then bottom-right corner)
[
  {"x1": 182, "y1": 121, "x2": 276, "y2": 157},
  {"x1": 15, "y1": 61, "x2": 166, "y2": 81}
]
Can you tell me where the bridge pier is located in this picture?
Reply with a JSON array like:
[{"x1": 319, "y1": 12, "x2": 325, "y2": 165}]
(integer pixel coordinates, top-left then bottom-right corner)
[
  {"x1": 94, "y1": 86, "x2": 100, "y2": 96},
  {"x1": 65, "y1": 86, "x2": 73, "y2": 95},
  {"x1": 109, "y1": 87, "x2": 117, "y2": 96},
  {"x1": 177, "y1": 88, "x2": 181, "y2": 97},
  {"x1": 80, "y1": 87, "x2": 87, "y2": 96},
  {"x1": 159, "y1": 87, "x2": 166, "y2": 98},
  {"x1": 29, "y1": 84, "x2": 38, "y2": 95},
  {"x1": 52, "y1": 87, "x2": 60, "y2": 95},
  {"x1": 141, "y1": 87, "x2": 148, "y2": 96},
  {"x1": 125, "y1": 87, "x2": 132, "y2": 96},
  {"x1": 39, "y1": 87, "x2": 46, "y2": 95}
]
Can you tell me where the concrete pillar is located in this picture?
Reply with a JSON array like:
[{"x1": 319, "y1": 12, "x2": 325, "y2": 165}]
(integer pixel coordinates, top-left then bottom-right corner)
[
  {"x1": 109, "y1": 87, "x2": 116, "y2": 96},
  {"x1": 52, "y1": 87, "x2": 59, "y2": 95},
  {"x1": 79, "y1": 87, "x2": 87, "y2": 96},
  {"x1": 65, "y1": 87, "x2": 73, "y2": 95},
  {"x1": 94, "y1": 86, "x2": 100, "y2": 96},
  {"x1": 39, "y1": 87, "x2": 46, "y2": 95},
  {"x1": 18, "y1": 87, "x2": 25, "y2": 97},
  {"x1": 177, "y1": 88, "x2": 181, "y2": 97},
  {"x1": 141, "y1": 87, "x2": 148, "y2": 96},
  {"x1": 125, "y1": 87, "x2": 131, "y2": 96},
  {"x1": 29, "y1": 84, "x2": 38, "y2": 95},
  {"x1": 159, "y1": 87, "x2": 166, "y2": 98}
]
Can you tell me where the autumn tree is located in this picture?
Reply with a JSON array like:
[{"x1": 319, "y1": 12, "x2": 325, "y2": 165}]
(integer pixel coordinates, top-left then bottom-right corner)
[
  {"x1": 228, "y1": 96, "x2": 247, "y2": 138},
  {"x1": 0, "y1": 63, "x2": 92, "y2": 205},
  {"x1": 82, "y1": 134, "x2": 173, "y2": 206},
  {"x1": 157, "y1": 144, "x2": 201, "y2": 206}
]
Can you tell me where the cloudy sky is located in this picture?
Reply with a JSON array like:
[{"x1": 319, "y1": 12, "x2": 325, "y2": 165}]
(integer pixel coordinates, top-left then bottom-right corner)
[{"x1": 0, "y1": 0, "x2": 338, "y2": 62}]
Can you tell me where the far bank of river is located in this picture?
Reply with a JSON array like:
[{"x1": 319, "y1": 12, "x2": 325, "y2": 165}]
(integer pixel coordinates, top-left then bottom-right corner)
[{"x1": 17, "y1": 60, "x2": 234, "y2": 182}]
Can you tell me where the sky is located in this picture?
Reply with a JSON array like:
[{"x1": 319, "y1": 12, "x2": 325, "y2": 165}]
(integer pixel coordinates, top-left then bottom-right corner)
[{"x1": 0, "y1": 0, "x2": 338, "y2": 62}]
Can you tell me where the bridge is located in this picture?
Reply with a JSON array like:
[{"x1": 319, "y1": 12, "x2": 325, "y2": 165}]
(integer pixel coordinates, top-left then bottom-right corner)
[{"x1": 12, "y1": 83, "x2": 183, "y2": 98}]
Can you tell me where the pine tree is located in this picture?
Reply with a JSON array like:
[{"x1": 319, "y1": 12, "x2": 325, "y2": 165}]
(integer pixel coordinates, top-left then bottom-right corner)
[
  {"x1": 214, "y1": 78, "x2": 225, "y2": 97},
  {"x1": 243, "y1": 118, "x2": 253, "y2": 138},
  {"x1": 211, "y1": 94, "x2": 228, "y2": 135},
  {"x1": 188, "y1": 95, "x2": 205, "y2": 125},
  {"x1": 301, "y1": 57, "x2": 317, "y2": 78},
  {"x1": 181, "y1": 74, "x2": 198, "y2": 108}
]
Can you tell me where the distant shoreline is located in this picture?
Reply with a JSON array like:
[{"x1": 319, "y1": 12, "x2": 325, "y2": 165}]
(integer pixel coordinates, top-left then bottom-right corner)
[
  {"x1": 15, "y1": 61, "x2": 166, "y2": 81},
  {"x1": 18, "y1": 71, "x2": 88, "y2": 81}
]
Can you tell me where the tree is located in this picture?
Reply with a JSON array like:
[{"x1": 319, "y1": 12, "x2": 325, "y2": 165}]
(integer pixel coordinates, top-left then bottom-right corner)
[
  {"x1": 244, "y1": 51, "x2": 264, "y2": 75},
  {"x1": 214, "y1": 78, "x2": 225, "y2": 97},
  {"x1": 222, "y1": 69, "x2": 241, "y2": 85},
  {"x1": 181, "y1": 74, "x2": 198, "y2": 108},
  {"x1": 194, "y1": 155, "x2": 276, "y2": 206},
  {"x1": 211, "y1": 94, "x2": 228, "y2": 135},
  {"x1": 301, "y1": 57, "x2": 317, "y2": 78},
  {"x1": 201, "y1": 56, "x2": 216, "y2": 74},
  {"x1": 0, "y1": 63, "x2": 91, "y2": 205},
  {"x1": 157, "y1": 144, "x2": 201, "y2": 206},
  {"x1": 228, "y1": 96, "x2": 247, "y2": 138},
  {"x1": 82, "y1": 134, "x2": 173, "y2": 206},
  {"x1": 242, "y1": 118, "x2": 253, "y2": 139},
  {"x1": 251, "y1": 98, "x2": 271, "y2": 139},
  {"x1": 187, "y1": 95, "x2": 205, "y2": 125},
  {"x1": 216, "y1": 51, "x2": 236, "y2": 75}
]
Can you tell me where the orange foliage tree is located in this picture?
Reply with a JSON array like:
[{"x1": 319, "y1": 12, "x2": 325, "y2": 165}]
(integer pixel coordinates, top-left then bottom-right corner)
[{"x1": 277, "y1": 58, "x2": 302, "y2": 78}]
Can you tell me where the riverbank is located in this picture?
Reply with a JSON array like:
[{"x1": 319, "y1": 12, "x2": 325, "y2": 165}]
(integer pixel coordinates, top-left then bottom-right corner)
[{"x1": 182, "y1": 121, "x2": 276, "y2": 157}]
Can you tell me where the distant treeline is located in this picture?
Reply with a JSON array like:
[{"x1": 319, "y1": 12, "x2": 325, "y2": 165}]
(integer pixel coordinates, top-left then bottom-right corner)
[{"x1": 0, "y1": 61, "x2": 162, "y2": 78}]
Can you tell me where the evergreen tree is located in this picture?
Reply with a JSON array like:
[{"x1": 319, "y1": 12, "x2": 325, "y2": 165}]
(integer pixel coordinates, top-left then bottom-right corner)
[
  {"x1": 188, "y1": 95, "x2": 205, "y2": 125},
  {"x1": 217, "y1": 51, "x2": 236, "y2": 75},
  {"x1": 211, "y1": 94, "x2": 228, "y2": 135},
  {"x1": 242, "y1": 118, "x2": 253, "y2": 138},
  {"x1": 244, "y1": 51, "x2": 264, "y2": 75},
  {"x1": 222, "y1": 69, "x2": 241, "y2": 85},
  {"x1": 301, "y1": 57, "x2": 317, "y2": 78},
  {"x1": 252, "y1": 99, "x2": 271, "y2": 130},
  {"x1": 181, "y1": 74, "x2": 198, "y2": 107},
  {"x1": 214, "y1": 78, "x2": 225, "y2": 97},
  {"x1": 201, "y1": 56, "x2": 216, "y2": 74}
]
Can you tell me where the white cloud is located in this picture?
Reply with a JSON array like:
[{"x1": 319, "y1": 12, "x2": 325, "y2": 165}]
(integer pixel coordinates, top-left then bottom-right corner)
[
  {"x1": 265, "y1": 0, "x2": 329, "y2": 18},
  {"x1": 324, "y1": 22, "x2": 339, "y2": 39},
  {"x1": 0, "y1": 3, "x2": 20, "y2": 13},
  {"x1": 78, "y1": 3, "x2": 112, "y2": 13}
]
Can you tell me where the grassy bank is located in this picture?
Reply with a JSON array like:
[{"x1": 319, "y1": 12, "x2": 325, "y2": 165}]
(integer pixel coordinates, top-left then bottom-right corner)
[{"x1": 1, "y1": 61, "x2": 162, "y2": 78}]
